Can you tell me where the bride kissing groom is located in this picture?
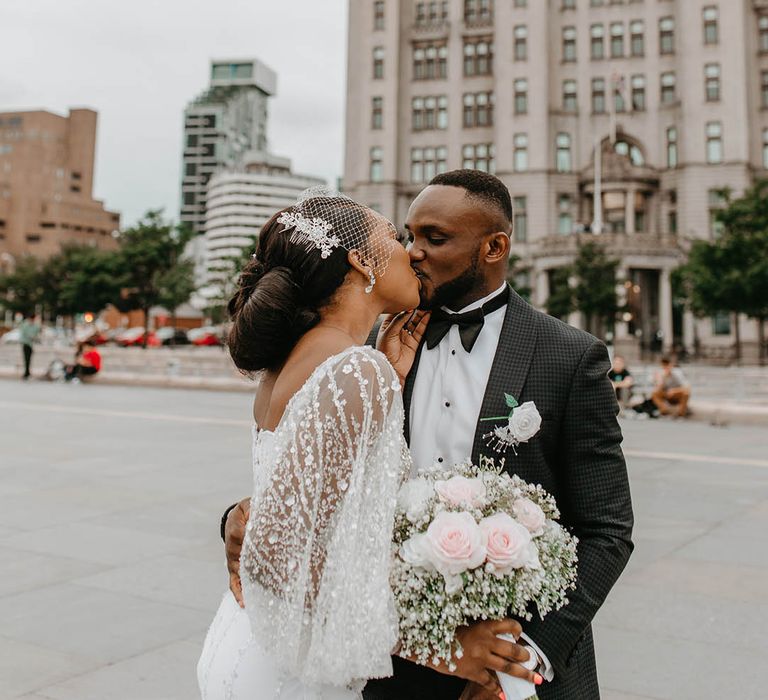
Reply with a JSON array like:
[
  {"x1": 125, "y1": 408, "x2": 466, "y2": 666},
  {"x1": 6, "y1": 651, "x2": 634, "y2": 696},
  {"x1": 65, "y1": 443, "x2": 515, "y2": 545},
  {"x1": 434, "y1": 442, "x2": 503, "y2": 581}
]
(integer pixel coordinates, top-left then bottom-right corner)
[{"x1": 205, "y1": 171, "x2": 634, "y2": 700}]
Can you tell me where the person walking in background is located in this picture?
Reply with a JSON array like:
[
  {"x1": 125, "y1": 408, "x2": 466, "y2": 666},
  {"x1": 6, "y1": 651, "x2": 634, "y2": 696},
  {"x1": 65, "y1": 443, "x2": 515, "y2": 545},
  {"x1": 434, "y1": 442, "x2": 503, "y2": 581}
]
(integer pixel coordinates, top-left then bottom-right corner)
[
  {"x1": 18, "y1": 313, "x2": 41, "y2": 380},
  {"x1": 652, "y1": 356, "x2": 691, "y2": 417},
  {"x1": 64, "y1": 341, "x2": 102, "y2": 383},
  {"x1": 608, "y1": 355, "x2": 634, "y2": 411}
]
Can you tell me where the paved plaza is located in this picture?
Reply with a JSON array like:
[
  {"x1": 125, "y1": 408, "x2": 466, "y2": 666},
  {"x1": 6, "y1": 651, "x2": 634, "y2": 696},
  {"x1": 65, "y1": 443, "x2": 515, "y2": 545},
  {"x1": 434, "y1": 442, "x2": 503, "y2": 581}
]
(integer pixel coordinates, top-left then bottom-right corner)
[{"x1": 0, "y1": 380, "x2": 767, "y2": 700}]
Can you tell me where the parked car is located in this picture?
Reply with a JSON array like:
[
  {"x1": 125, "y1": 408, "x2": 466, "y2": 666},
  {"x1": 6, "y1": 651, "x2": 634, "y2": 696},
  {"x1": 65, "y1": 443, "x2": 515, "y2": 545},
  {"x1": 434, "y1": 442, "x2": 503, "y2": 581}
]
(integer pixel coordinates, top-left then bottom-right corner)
[
  {"x1": 155, "y1": 327, "x2": 190, "y2": 346},
  {"x1": 187, "y1": 326, "x2": 224, "y2": 346},
  {"x1": 115, "y1": 326, "x2": 160, "y2": 347}
]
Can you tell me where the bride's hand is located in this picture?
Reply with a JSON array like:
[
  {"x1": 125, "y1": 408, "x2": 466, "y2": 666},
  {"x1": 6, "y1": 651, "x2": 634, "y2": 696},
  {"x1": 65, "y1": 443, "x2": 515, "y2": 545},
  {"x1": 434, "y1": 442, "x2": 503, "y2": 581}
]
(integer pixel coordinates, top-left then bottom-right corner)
[{"x1": 376, "y1": 310, "x2": 430, "y2": 385}]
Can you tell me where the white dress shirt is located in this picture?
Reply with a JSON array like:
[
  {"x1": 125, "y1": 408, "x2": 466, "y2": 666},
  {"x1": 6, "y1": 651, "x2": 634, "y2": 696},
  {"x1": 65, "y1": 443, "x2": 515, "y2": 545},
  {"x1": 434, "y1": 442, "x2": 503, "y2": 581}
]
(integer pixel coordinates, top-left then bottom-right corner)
[{"x1": 408, "y1": 282, "x2": 555, "y2": 682}]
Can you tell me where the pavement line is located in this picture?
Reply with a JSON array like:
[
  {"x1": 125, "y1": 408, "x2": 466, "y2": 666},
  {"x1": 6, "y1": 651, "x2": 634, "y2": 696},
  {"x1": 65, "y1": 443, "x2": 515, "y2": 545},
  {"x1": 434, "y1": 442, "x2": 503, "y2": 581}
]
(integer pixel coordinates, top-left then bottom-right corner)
[
  {"x1": 624, "y1": 449, "x2": 768, "y2": 469},
  {"x1": 0, "y1": 400, "x2": 251, "y2": 427}
]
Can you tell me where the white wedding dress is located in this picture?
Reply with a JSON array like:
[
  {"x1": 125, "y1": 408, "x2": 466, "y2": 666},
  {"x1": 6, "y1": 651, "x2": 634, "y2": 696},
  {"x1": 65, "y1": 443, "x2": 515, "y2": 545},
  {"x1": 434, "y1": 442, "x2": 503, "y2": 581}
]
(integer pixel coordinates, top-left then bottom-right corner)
[{"x1": 198, "y1": 347, "x2": 410, "y2": 700}]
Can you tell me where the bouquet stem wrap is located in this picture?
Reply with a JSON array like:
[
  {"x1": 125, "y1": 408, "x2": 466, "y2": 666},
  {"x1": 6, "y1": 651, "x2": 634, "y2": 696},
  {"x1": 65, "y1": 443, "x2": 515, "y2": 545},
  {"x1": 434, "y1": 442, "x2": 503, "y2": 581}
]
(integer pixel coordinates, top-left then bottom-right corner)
[{"x1": 496, "y1": 634, "x2": 538, "y2": 700}]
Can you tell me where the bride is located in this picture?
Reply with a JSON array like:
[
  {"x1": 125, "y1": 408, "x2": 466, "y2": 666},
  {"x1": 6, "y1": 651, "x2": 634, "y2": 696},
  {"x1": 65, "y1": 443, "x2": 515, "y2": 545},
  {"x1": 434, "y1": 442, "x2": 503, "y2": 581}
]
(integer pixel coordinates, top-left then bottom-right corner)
[{"x1": 197, "y1": 189, "x2": 429, "y2": 699}]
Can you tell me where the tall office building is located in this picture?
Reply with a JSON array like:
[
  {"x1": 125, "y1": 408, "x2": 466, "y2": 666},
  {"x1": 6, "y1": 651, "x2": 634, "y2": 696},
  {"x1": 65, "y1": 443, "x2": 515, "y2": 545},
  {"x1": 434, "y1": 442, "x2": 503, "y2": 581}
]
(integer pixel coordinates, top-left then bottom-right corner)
[
  {"x1": 180, "y1": 59, "x2": 277, "y2": 283},
  {"x1": 343, "y1": 0, "x2": 768, "y2": 359},
  {"x1": 203, "y1": 150, "x2": 324, "y2": 288},
  {"x1": 0, "y1": 108, "x2": 119, "y2": 267}
]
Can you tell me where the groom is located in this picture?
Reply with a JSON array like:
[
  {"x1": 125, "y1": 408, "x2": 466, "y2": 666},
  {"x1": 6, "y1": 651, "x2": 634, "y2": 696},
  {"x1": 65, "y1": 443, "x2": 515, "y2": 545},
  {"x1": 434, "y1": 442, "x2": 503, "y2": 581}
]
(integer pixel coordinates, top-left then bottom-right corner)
[{"x1": 223, "y1": 170, "x2": 633, "y2": 699}]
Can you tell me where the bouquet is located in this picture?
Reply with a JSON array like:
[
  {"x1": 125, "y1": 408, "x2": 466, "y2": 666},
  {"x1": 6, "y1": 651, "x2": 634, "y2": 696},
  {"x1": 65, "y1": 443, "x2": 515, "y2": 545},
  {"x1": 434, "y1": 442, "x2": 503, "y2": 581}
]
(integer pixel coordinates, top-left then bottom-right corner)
[{"x1": 391, "y1": 457, "x2": 578, "y2": 700}]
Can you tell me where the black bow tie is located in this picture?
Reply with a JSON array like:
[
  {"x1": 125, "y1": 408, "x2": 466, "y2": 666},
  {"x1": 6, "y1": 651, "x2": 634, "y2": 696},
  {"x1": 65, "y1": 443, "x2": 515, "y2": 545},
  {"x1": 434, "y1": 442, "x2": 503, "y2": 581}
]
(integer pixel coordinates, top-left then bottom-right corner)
[{"x1": 424, "y1": 287, "x2": 510, "y2": 352}]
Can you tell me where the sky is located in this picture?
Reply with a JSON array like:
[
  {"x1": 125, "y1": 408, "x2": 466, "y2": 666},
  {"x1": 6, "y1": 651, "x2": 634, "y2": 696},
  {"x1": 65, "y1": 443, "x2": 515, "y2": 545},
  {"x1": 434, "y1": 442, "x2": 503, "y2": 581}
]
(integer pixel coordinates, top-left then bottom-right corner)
[{"x1": 0, "y1": 0, "x2": 348, "y2": 227}]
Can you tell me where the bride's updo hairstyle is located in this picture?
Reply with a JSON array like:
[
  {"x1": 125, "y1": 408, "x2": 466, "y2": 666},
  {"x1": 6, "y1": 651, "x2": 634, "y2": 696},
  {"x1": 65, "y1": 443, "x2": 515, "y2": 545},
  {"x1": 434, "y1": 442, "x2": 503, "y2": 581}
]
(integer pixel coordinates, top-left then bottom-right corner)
[{"x1": 227, "y1": 196, "x2": 374, "y2": 374}]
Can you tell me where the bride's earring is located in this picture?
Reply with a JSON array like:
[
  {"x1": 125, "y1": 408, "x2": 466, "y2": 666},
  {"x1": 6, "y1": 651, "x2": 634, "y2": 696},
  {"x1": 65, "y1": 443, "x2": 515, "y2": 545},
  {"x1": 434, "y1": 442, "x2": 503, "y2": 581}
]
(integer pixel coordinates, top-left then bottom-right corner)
[{"x1": 365, "y1": 269, "x2": 376, "y2": 294}]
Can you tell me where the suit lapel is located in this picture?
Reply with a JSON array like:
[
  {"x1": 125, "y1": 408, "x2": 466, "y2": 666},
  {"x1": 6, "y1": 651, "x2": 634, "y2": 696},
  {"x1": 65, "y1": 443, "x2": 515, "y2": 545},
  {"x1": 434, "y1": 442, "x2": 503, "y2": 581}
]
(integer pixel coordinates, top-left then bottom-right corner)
[
  {"x1": 402, "y1": 339, "x2": 425, "y2": 445},
  {"x1": 471, "y1": 286, "x2": 540, "y2": 464}
]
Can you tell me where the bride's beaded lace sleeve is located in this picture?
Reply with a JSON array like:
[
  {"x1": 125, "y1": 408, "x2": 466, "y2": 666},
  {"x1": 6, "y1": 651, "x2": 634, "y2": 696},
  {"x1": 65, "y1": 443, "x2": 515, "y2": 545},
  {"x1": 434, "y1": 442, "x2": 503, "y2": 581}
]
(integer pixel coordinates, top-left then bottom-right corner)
[{"x1": 240, "y1": 346, "x2": 409, "y2": 689}]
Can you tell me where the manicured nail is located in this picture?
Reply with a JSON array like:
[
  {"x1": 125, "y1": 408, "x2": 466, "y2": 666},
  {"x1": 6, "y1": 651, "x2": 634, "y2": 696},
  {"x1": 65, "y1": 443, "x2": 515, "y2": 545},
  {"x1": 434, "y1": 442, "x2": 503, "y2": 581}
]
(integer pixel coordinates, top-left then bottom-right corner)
[{"x1": 534, "y1": 674, "x2": 544, "y2": 686}]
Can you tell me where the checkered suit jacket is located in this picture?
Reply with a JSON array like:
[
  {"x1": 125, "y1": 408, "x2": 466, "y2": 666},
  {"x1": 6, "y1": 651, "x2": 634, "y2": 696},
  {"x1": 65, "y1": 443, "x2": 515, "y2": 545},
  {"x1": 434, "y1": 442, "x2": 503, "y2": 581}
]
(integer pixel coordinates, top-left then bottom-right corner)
[{"x1": 364, "y1": 286, "x2": 634, "y2": 700}]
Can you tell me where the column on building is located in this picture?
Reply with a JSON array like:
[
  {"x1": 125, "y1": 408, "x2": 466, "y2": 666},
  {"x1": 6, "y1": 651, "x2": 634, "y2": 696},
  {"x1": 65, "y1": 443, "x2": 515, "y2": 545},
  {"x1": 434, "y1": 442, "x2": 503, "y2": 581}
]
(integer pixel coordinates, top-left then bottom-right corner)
[{"x1": 659, "y1": 267, "x2": 673, "y2": 353}]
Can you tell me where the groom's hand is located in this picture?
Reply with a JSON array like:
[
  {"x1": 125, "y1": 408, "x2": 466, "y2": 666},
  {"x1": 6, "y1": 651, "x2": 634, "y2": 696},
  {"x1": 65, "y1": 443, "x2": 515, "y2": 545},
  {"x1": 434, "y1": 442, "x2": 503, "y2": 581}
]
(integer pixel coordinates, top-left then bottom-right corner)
[
  {"x1": 225, "y1": 497, "x2": 250, "y2": 608},
  {"x1": 449, "y1": 620, "x2": 541, "y2": 692}
]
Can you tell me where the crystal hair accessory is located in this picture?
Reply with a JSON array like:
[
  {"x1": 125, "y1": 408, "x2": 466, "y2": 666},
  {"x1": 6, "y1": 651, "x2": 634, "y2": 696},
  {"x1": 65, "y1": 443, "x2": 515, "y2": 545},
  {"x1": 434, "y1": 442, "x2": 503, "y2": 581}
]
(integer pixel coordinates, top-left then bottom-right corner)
[
  {"x1": 277, "y1": 210, "x2": 341, "y2": 259},
  {"x1": 277, "y1": 186, "x2": 398, "y2": 283}
]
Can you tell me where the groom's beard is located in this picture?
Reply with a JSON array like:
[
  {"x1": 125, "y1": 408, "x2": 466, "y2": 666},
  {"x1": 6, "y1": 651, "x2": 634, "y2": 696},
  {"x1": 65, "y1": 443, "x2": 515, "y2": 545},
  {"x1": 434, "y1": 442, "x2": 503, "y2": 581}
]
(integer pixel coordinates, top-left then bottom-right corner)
[{"x1": 418, "y1": 250, "x2": 481, "y2": 311}]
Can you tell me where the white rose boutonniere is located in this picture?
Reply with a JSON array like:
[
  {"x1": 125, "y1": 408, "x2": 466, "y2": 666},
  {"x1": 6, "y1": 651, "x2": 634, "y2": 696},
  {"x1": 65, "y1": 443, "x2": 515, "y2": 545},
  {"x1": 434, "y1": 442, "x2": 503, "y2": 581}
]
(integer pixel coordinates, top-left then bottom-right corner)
[{"x1": 481, "y1": 393, "x2": 543, "y2": 454}]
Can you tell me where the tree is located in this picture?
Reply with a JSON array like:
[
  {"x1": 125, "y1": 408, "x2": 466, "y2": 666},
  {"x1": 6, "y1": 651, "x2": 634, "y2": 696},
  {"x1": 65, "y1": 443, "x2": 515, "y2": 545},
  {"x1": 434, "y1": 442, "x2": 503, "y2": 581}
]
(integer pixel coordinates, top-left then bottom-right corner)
[
  {"x1": 0, "y1": 256, "x2": 46, "y2": 316},
  {"x1": 546, "y1": 266, "x2": 575, "y2": 320},
  {"x1": 115, "y1": 211, "x2": 194, "y2": 348},
  {"x1": 715, "y1": 180, "x2": 768, "y2": 364},
  {"x1": 43, "y1": 244, "x2": 121, "y2": 319},
  {"x1": 506, "y1": 253, "x2": 532, "y2": 302},
  {"x1": 157, "y1": 257, "x2": 196, "y2": 335},
  {"x1": 572, "y1": 241, "x2": 621, "y2": 337},
  {"x1": 203, "y1": 234, "x2": 257, "y2": 323}
]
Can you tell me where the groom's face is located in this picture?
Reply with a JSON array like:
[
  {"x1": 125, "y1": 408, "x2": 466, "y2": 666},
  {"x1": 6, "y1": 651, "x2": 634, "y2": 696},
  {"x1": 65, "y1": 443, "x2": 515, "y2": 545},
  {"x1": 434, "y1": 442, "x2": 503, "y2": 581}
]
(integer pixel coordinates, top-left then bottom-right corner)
[{"x1": 405, "y1": 185, "x2": 496, "y2": 310}]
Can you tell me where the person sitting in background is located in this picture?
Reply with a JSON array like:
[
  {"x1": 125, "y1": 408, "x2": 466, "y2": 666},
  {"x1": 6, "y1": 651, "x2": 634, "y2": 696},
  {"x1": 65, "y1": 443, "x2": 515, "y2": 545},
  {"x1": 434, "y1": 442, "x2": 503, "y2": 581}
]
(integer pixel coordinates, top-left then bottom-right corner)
[
  {"x1": 608, "y1": 355, "x2": 634, "y2": 409},
  {"x1": 65, "y1": 341, "x2": 101, "y2": 383},
  {"x1": 652, "y1": 356, "x2": 691, "y2": 417}
]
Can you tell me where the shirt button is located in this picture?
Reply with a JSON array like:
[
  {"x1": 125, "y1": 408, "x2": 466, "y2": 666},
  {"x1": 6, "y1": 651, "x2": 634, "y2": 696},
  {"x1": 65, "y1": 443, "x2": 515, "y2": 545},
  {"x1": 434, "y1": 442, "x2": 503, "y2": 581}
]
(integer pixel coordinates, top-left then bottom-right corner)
[
  {"x1": 451, "y1": 349, "x2": 456, "y2": 355},
  {"x1": 437, "y1": 457, "x2": 444, "y2": 463},
  {"x1": 445, "y1": 401, "x2": 451, "y2": 407}
]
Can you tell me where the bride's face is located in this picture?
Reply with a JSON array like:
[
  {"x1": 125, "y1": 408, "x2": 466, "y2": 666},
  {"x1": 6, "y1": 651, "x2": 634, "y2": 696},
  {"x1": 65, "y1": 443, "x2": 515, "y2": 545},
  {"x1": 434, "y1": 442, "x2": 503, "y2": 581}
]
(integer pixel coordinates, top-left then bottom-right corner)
[{"x1": 366, "y1": 212, "x2": 421, "y2": 312}]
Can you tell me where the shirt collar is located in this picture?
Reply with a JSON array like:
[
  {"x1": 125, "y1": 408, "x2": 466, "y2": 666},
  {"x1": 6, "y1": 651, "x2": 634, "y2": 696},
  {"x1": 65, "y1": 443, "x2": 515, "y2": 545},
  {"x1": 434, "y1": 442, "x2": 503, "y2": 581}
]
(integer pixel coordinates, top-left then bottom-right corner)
[{"x1": 443, "y1": 282, "x2": 508, "y2": 316}]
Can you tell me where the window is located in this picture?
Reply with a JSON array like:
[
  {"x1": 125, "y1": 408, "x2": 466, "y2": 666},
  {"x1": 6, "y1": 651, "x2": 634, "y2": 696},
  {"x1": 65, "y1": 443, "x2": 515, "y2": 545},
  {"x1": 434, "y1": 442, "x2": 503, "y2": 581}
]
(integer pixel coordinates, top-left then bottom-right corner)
[
  {"x1": 185, "y1": 163, "x2": 197, "y2": 176},
  {"x1": 659, "y1": 17, "x2": 675, "y2": 55},
  {"x1": 709, "y1": 188, "x2": 727, "y2": 238},
  {"x1": 706, "y1": 122, "x2": 723, "y2": 164},
  {"x1": 373, "y1": 47, "x2": 385, "y2": 79},
  {"x1": 26, "y1": 234, "x2": 41, "y2": 243},
  {"x1": 631, "y1": 74, "x2": 646, "y2": 111},
  {"x1": 183, "y1": 192, "x2": 195, "y2": 206},
  {"x1": 562, "y1": 0, "x2": 576, "y2": 9},
  {"x1": 186, "y1": 134, "x2": 198, "y2": 148},
  {"x1": 513, "y1": 197, "x2": 527, "y2": 242},
  {"x1": 762, "y1": 71, "x2": 768, "y2": 109},
  {"x1": 465, "y1": 0, "x2": 493, "y2": 22},
  {"x1": 558, "y1": 195, "x2": 573, "y2": 235},
  {"x1": 705, "y1": 64, "x2": 721, "y2": 102},
  {"x1": 464, "y1": 39, "x2": 493, "y2": 76},
  {"x1": 668, "y1": 190, "x2": 678, "y2": 234},
  {"x1": 514, "y1": 26, "x2": 528, "y2": 61},
  {"x1": 514, "y1": 133, "x2": 529, "y2": 172},
  {"x1": 370, "y1": 146, "x2": 383, "y2": 182},
  {"x1": 562, "y1": 27, "x2": 577, "y2": 62},
  {"x1": 374, "y1": 0, "x2": 385, "y2": 30},
  {"x1": 514, "y1": 79, "x2": 528, "y2": 114},
  {"x1": 592, "y1": 78, "x2": 606, "y2": 113},
  {"x1": 590, "y1": 0, "x2": 603, "y2": 5},
  {"x1": 660, "y1": 71, "x2": 676, "y2": 105},
  {"x1": 556, "y1": 133, "x2": 572, "y2": 172},
  {"x1": 760, "y1": 16, "x2": 768, "y2": 53},
  {"x1": 610, "y1": 22, "x2": 625, "y2": 58},
  {"x1": 462, "y1": 143, "x2": 495, "y2": 172},
  {"x1": 514, "y1": 0, "x2": 527, "y2": 6},
  {"x1": 703, "y1": 6, "x2": 718, "y2": 45},
  {"x1": 411, "y1": 146, "x2": 447, "y2": 183},
  {"x1": 372, "y1": 97, "x2": 383, "y2": 129},
  {"x1": 591, "y1": 24, "x2": 605, "y2": 59},
  {"x1": 614, "y1": 139, "x2": 644, "y2": 165},
  {"x1": 563, "y1": 79, "x2": 578, "y2": 112},
  {"x1": 630, "y1": 20, "x2": 644, "y2": 56},
  {"x1": 712, "y1": 312, "x2": 731, "y2": 335},
  {"x1": 763, "y1": 128, "x2": 768, "y2": 169},
  {"x1": 666, "y1": 126, "x2": 678, "y2": 168},
  {"x1": 463, "y1": 92, "x2": 493, "y2": 127},
  {"x1": 614, "y1": 77, "x2": 626, "y2": 113},
  {"x1": 414, "y1": 42, "x2": 448, "y2": 79}
]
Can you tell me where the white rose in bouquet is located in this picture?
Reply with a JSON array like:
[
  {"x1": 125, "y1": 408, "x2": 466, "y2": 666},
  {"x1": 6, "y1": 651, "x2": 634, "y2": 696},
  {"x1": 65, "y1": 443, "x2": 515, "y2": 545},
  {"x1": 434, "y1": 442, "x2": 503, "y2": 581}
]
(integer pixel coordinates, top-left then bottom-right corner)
[
  {"x1": 434, "y1": 475, "x2": 487, "y2": 508},
  {"x1": 416, "y1": 511, "x2": 487, "y2": 577},
  {"x1": 479, "y1": 513, "x2": 540, "y2": 575},
  {"x1": 512, "y1": 498, "x2": 547, "y2": 536},
  {"x1": 509, "y1": 401, "x2": 542, "y2": 443},
  {"x1": 397, "y1": 477, "x2": 434, "y2": 523}
]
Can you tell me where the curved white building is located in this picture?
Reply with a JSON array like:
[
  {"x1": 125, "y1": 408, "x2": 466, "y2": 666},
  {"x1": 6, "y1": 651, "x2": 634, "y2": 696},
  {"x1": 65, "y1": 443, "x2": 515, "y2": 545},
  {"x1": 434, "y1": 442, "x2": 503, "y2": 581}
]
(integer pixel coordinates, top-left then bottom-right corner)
[{"x1": 203, "y1": 151, "x2": 324, "y2": 287}]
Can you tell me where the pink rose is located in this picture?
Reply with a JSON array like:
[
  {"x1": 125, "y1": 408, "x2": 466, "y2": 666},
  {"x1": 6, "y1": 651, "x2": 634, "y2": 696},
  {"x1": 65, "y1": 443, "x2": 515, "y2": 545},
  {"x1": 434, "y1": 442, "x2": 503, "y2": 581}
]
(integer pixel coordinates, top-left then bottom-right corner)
[
  {"x1": 421, "y1": 511, "x2": 487, "y2": 576},
  {"x1": 512, "y1": 498, "x2": 546, "y2": 536},
  {"x1": 479, "y1": 512, "x2": 540, "y2": 575},
  {"x1": 435, "y1": 476, "x2": 487, "y2": 508}
]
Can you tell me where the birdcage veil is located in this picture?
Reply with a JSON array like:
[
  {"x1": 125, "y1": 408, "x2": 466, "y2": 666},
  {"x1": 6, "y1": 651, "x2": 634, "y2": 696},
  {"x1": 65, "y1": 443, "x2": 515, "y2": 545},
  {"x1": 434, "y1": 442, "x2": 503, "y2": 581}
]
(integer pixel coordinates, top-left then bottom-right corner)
[{"x1": 277, "y1": 186, "x2": 397, "y2": 292}]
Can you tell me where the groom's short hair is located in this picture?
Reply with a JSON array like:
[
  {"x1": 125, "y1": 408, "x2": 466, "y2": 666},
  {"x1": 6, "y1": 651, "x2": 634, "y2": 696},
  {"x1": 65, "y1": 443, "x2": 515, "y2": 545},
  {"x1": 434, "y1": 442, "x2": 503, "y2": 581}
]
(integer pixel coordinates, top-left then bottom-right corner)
[{"x1": 429, "y1": 169, "x2": 513, "y2": 225}]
